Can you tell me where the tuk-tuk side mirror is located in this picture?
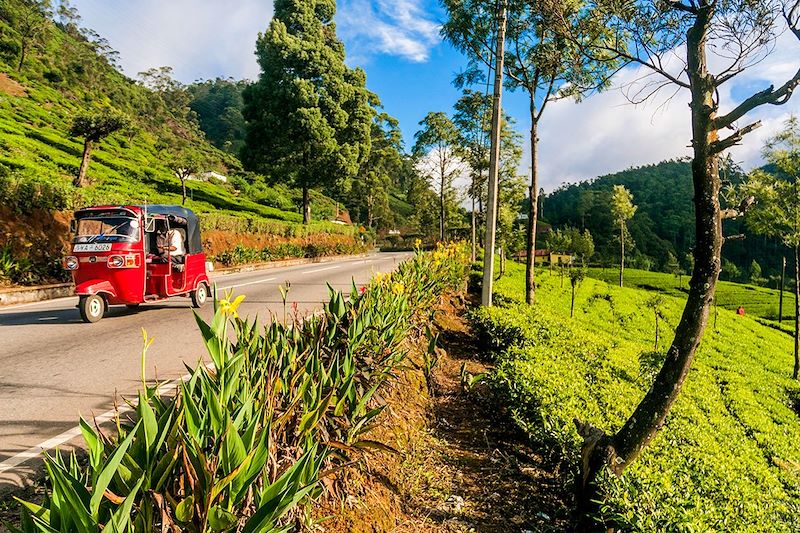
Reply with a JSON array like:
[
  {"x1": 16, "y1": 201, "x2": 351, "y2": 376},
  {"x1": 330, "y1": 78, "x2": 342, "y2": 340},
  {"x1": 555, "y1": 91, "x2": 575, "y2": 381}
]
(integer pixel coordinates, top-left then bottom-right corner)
[
  {"x1": 69, "y1": 220, "x2": 77, "y2": 234},
  {"x1": 145, "y1": 217, "x2": 156, "y2": 233}
]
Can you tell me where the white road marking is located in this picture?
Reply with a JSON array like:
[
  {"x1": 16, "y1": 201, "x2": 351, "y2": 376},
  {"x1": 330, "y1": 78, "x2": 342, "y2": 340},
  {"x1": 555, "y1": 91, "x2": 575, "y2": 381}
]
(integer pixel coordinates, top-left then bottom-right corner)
[
  {"x1": 217, "y1": 277, "x2": 276, "y2": 291},
  {"x1": 301, "y1": 265, "x2": 341, "y2": 274}
]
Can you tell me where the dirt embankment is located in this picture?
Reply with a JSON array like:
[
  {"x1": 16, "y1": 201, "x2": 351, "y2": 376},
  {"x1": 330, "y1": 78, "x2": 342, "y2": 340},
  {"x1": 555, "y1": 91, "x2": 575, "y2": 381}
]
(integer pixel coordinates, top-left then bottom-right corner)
[
  {"x1": 314, "y1": 295, "x2": 574, "y2": 532},
  {"x1": 0, "y1": 73, "x2": 26, "y2": 97},
  {"x1": 0, "y1": 207, "x2": 71, "y2": 268}
]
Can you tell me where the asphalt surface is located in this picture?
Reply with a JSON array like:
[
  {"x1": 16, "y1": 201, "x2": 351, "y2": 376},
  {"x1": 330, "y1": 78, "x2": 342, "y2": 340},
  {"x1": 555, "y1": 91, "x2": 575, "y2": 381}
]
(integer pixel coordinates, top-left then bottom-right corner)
[{"x1": 0, "y1": 252, "x2": 409, "y2": 488}]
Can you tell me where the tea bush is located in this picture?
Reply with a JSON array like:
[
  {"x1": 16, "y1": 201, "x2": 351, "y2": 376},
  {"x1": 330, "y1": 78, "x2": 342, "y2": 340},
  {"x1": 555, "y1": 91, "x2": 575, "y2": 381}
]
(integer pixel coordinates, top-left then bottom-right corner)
[
  {"x1": 12, "y1": 244, "x2": 470, "y2": 532},
  {"x1": 473, "y1": 260, "x2": 800, "y2": 531}
]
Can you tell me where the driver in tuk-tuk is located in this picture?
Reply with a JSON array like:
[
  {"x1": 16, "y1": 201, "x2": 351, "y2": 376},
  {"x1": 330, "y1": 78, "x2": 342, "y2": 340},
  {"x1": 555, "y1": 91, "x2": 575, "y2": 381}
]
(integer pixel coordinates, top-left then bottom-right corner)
[{"x1": 156, "y1": 224, "x2": 185, "y2": 266}]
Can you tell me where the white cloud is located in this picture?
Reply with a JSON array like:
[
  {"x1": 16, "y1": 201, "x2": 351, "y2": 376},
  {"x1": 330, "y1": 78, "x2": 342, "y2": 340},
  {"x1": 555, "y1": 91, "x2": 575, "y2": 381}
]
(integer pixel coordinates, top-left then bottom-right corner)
[
  {"x1": 336, "y1": 0, "x2": 440, "y2": 63},
  {"x1": 531, "y1": 29, "x2": 800, "y2": 191},
  {"x1": 72, "y1": 0, "x2": 274, "y2": 82}
]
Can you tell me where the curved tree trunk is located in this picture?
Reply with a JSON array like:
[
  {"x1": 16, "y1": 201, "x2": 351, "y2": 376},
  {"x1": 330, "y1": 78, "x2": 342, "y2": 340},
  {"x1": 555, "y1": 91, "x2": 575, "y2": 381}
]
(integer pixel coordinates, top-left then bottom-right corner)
[
  {"x1": 17, "y1": 43, "x2": 27, "y2": 72},
  {"x1": 74, "y1": 139, "x2": 93, "y2": 187},
  {"x1": 525, "y1": 115, "x2": 539, "y2": 304},
  {"x1": 576, "y1": 7, "x2": 722, "y2": 525}
]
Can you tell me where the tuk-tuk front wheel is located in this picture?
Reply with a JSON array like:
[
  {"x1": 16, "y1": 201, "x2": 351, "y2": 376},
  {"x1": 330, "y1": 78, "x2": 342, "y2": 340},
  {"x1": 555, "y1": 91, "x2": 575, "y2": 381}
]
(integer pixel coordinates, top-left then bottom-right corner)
[
  {"x1": 79, "y1": 294, "x2": 105, "y2": 323},
  {"x1": 191, "y1": 282, "x2": 209, "y2": 308}
]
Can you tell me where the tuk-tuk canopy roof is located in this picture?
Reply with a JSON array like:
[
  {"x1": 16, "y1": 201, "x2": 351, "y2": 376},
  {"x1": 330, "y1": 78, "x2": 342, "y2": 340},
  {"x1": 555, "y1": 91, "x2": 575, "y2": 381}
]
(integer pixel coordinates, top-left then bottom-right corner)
[
  {"x1": 142, "y1": 205, "x2": 202, "y2": 255},
  {"x1": 75, "y1": 205, "x2": 203, "y2": 255}
]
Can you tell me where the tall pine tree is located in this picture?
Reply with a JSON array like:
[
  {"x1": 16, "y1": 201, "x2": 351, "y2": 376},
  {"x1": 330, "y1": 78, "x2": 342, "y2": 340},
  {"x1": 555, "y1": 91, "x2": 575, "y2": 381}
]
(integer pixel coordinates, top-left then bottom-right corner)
[{"x1": 242, "y1": 0, "x2": 372, "y2": 223}]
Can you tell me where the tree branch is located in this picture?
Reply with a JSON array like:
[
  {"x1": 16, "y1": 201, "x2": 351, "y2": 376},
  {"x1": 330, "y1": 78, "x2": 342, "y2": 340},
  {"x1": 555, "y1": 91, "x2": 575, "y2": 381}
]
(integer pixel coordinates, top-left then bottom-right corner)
[
  {"x1": 714, "y1": 67, "x2": 800, "y2": 129},
  {"x1": 664, "y1": 0, "x2": 699, "y2": 14},
  {"x1": 711, "y1": 121, "x2": 762, "y2": 154}
]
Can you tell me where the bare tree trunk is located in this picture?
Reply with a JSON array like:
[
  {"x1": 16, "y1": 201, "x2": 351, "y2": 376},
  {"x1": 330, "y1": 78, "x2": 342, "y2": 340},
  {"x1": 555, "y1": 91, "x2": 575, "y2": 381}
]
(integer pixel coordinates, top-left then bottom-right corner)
[
  {"x1": 619, "y1": 219, "x2": 625, "y2": 287},
  {"x1": 302, "y1": 183, "x2": 311, "y2": 224},
  {"x1": 440, "y1": 170, "x2": 446, "y2": 241},
  {"x1": 17, "y1": 43, "x2": 27, "y2": 72},
  {"x1": 576, "y1": 8, "x2": 723, "y2": 523},
  {"x1": 654, "y1": 310, "x2": 660, "y2": 350},
  {"x1": 181, "y1": 177, "x2": 187, "y2": 206},
  {"x1": 794, "y1": 245, "x2": 799, "y2": 379},
  {"x1": 74, "y1": 139, "x2": 93, "y2": 187},
  {"x1": 780, "y1": 256, "x2": 786, "y2": 324},
  {"x1": 571, "y1": 283, "x2": 576, "y2": 318},
  {"x1": 525, "y1": 115, "x2": 539, "y2": 304},
  {"x1": 471, "y1": 196, "x2": 477, "y2": 262}
]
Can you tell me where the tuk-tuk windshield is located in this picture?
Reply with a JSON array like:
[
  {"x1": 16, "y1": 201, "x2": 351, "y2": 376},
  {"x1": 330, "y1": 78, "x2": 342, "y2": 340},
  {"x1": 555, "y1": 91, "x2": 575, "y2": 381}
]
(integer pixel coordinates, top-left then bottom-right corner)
[{"x1": 74, "y1": 216, "x2": 140, "y2": 243}]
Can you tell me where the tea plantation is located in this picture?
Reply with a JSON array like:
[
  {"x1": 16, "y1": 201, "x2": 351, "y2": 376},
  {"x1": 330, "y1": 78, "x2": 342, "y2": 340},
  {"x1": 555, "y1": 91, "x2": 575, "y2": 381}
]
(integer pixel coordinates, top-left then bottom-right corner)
[
  {"x1": 587, "y1": 267, "x2": 792, "y2": 322},
  {"x1": 473, "y1": 261, "x2": 800, "y2": 531}
]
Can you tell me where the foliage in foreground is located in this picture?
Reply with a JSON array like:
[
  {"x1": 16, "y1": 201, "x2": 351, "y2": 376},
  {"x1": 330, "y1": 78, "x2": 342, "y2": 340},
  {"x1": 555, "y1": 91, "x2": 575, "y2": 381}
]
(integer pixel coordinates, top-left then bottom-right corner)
[
  {"x1": 10, "y1": 244, "x2": 469, "y2": 532},
  {"x1": 472, "y1": 261, "x2": 800, "y2": 531}
]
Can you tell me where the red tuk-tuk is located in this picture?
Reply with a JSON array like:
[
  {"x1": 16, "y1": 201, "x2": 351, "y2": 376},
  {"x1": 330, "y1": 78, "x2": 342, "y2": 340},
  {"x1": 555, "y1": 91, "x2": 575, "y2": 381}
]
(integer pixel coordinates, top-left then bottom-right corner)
[{"x1": 65, "y1": 205, "x2": 212, "y2": 323}]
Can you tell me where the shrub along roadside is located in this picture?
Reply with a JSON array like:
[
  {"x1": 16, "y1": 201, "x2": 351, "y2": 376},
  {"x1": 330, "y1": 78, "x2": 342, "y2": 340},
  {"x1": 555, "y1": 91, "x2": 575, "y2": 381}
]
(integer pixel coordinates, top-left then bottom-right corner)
[
  {"x1": 9, "y1": 243, "x2": 469, "y2": 532},
  {"x1": 213, "y1": 236, "x2": 369, "y2": 268},
  {"x1": 471, "y1": 260, "x2": 800, "y2": 532}
]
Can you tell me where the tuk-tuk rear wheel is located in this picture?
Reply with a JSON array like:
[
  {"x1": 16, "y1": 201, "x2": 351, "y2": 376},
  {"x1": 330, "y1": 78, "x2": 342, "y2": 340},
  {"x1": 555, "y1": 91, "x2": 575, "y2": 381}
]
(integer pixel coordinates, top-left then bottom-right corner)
[
  {"x1": 191, "y1": 282, "x2": 209, "y2": 308},
  {"x1": 79, "y1": 295, "x2": 105, "y2": 323}
]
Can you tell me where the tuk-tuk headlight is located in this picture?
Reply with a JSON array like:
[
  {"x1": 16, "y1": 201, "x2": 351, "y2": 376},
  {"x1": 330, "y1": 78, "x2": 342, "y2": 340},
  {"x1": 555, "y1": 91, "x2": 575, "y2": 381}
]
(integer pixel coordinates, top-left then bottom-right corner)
[
  {"x1": 107, "y1": 255, "x2": 125, "y2": 268},
  {"x1": 65, "y1": 256, "x2": 79, "y2": 270}
]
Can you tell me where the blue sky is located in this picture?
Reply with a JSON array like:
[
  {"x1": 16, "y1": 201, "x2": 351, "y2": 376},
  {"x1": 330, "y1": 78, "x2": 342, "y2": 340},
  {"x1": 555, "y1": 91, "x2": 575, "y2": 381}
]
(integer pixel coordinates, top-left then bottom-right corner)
[{"x1": 72, "y1": 0, "x2": 800, "y2": 191}]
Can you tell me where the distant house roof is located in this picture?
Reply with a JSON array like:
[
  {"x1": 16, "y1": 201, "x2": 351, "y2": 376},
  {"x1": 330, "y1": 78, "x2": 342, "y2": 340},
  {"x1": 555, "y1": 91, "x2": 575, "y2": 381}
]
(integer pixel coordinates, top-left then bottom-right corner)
[
  {"x1": 201, "y1": 171, "x2": 228, "y2": 183},
  {"x1": 515, "y1": 249, "x2": 550, "y2": 258}
]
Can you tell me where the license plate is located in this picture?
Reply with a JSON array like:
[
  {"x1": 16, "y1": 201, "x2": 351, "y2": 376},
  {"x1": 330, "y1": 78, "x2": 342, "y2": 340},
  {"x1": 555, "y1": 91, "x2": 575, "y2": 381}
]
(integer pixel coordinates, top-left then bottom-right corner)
[{"x1": 73, "y1": 243, "x2": 112, "y2": 252}]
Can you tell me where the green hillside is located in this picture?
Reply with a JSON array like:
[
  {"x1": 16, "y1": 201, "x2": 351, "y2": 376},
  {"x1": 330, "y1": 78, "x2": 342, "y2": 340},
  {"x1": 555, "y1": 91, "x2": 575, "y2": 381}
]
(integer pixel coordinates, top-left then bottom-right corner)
[
  {"x1": 544, "y1": 159, "x2": 785, "y2": 278},
  {"x1": 0, "y1": 0, "x2": 340, "y2": 223},
  {"x1": 474, "y1": 261, "x2": 800, "y2": 530}
]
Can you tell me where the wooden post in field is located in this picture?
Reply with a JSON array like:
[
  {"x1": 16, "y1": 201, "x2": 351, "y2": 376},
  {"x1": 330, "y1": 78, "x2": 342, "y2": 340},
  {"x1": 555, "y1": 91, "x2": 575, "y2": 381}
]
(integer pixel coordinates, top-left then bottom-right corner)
[
  {"x1": 780, "y1": 256, "x2": 786, "y2": 324},
  {"x1": 481, "y1": 0, "x2": 507, "y2": 307}
]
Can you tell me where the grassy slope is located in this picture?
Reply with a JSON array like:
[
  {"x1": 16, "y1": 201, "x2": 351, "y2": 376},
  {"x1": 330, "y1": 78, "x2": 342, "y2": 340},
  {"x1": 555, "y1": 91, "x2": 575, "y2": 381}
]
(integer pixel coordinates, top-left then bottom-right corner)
[
  {"x1": 480, "y1": 261, "x2": 800, "y2": 531},
  {"x1": 0, "y1": 6, "x2": 343, "y2": 228}
]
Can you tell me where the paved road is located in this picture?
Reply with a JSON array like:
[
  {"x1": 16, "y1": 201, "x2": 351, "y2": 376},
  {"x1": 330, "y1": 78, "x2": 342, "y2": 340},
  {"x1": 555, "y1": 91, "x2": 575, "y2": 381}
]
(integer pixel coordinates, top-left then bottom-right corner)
[{"x1": 0, "y1": 252, "x2": 409, "y2": 487}]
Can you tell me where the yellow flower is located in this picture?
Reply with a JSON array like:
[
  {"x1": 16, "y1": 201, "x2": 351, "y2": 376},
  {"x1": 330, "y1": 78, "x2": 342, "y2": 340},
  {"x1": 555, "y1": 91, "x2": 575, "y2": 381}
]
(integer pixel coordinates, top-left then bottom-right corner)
[
  {"x1": 391, "y1": 282, "x2": 405, "y2": 296},
  {"x1": 414, "y1": 238, "x2": 422, "y2": 250},
  {"x1": 219, "y1": 291, "x2": 246, "y2": 319}
]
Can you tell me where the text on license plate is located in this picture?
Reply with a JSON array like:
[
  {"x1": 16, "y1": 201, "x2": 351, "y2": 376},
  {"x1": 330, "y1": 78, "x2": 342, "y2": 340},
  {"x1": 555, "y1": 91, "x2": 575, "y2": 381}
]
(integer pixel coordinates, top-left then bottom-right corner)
[{"x1": 73, "y1": 243, "x2": 112, "y2": 252}]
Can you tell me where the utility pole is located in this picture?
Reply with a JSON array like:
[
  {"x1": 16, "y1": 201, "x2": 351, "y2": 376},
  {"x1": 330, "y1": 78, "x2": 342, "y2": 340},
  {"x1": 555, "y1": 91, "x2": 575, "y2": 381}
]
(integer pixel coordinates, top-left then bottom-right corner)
[
  {"x1": 481, "y1": 0, "x2": 507, "y2": 307},
  {"x1": 780, "y1": 255, "x2": 786, "y2": 324}
]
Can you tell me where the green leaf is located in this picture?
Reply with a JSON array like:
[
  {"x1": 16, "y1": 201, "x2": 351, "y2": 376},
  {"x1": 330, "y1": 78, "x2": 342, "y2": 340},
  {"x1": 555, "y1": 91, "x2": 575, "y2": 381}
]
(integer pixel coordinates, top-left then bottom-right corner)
[
  {"x1": 78, "y1": 417, "x2": 104, "y2": 481},
  {"x1": 105, "y1": 477, "x2": 142, "y2": 533},
  {"x1": 208, "y1": 505, "x2": 237, "y2": 532},
  {"x1": 175, "y1": 495, "x2": 194, "y2": 523},
  {"x1": 89, "y1": 420, "x2": 142, "y2": 518}
]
